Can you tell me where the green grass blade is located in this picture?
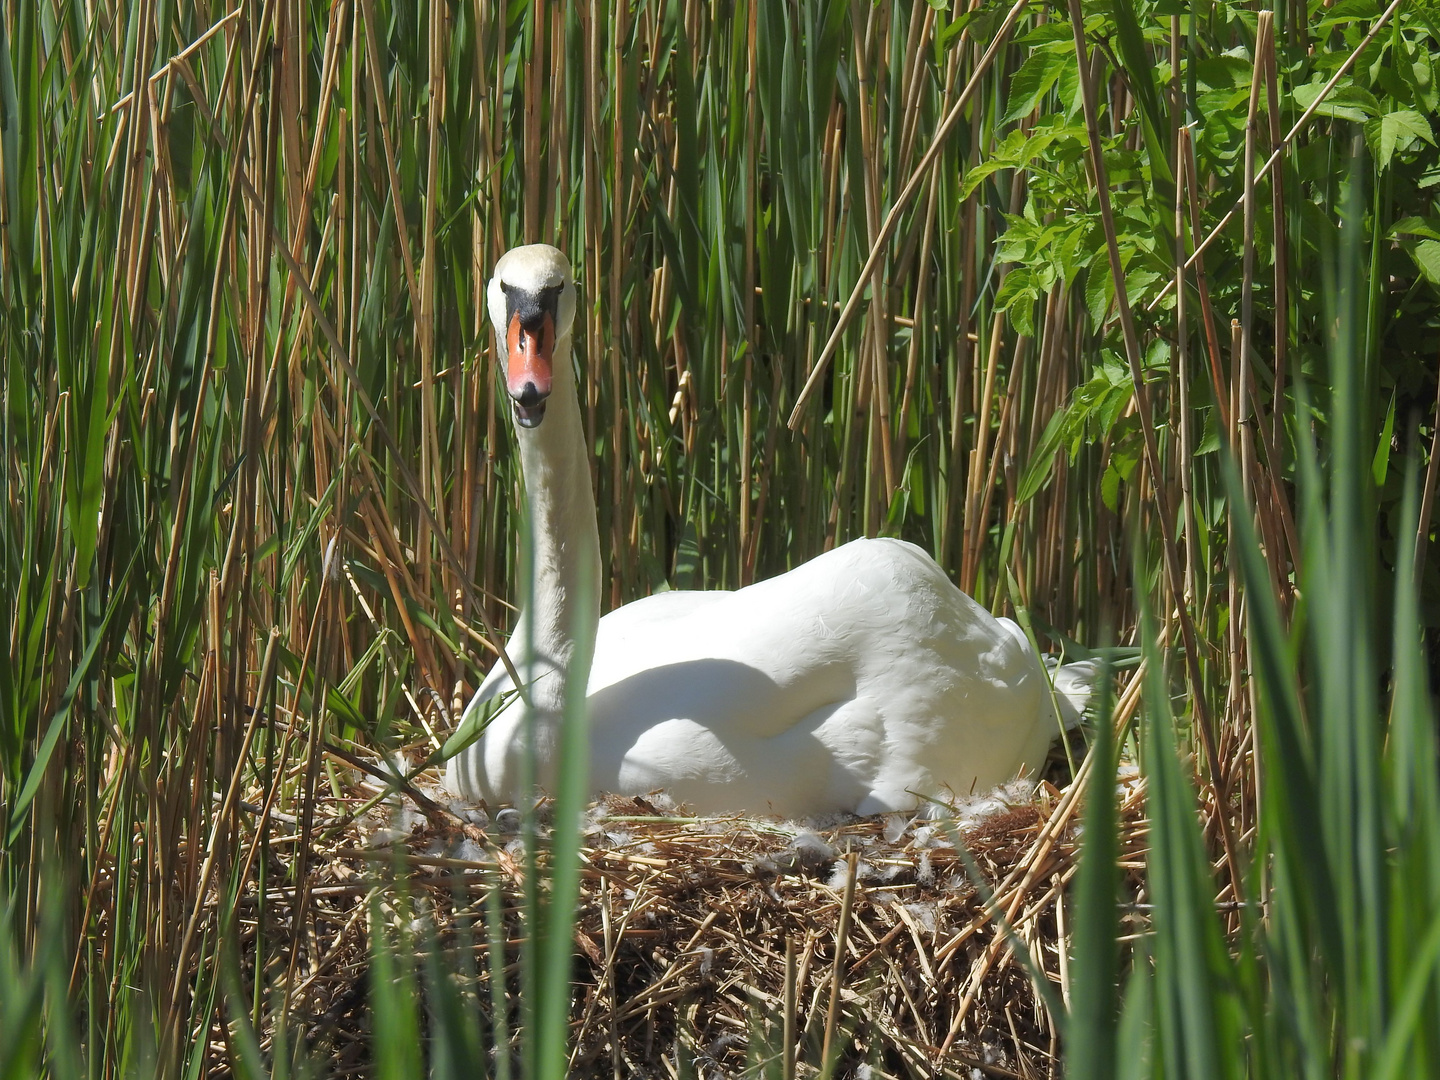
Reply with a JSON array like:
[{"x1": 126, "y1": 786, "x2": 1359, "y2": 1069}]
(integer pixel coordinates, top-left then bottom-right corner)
[
  {"x1": 1138, "y1": 587, "x2": 1239, "y2": 1080},
  {"x1": 1065, "y1": 662, "x2": 1118, "y2": 1080}
]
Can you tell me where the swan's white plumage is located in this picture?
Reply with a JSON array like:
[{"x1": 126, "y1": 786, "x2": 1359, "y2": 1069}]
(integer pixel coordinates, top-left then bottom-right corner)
[{"x1": 444, "y1": 244, "x2": 1095, "y2": 818}]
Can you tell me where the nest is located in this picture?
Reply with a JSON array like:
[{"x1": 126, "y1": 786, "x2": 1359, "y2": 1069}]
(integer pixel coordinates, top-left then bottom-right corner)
[{"x1": 212, "y1": 758, "x2": 1149, "y2": 1078}]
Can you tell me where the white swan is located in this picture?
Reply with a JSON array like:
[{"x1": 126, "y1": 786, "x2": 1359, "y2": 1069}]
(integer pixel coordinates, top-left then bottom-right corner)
[{"x1": 444, "y1": 244, "x2": 1096, "y2": 818}]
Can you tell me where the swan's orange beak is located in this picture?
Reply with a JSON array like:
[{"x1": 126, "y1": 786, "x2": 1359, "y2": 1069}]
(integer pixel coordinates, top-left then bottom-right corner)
[{"x1": 506, "y1": 311, "x2": 555, "y2": 428}]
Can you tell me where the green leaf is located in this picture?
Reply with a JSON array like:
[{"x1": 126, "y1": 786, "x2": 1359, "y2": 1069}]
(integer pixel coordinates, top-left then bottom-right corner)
[
  {"x1": 1017, "y1": 408, "x2": 1069, "y2": 503},
  {"x1": 1065, "y1": 664, "x2": 1118, "y2": 1080},
  {"x1": 1293, "y1": 79, "x2": 1381, "y2": 122},
  {"x1": 1085, "y1": 262, "x2": 1114, "y2": 325},
  {"x1": 1400, "y1": 37, "x2": 1439, "y2": 111},
  {"x1": 1115, "y1": 943, "x2": 1155, "y2": 1080},
  {"x1": 960, "y1": 157, "x2": 1012, "y2": 201},
  {"x1": 1100, "y1": 457, "x2": 1123, "y2": 511},
  {"x1": 996, "y1": 266, "x2": 1040, "y2": 337},
  {"x1": 1366, "y1": 109, "x2": 1436, "y2": 170},
  {"x1": 1016, "y1": 21, "x2": 1076, "y2": 46},
  {"x1": 1374, "y1": 907, "x2": 1440, "y2": 1080},
  {"x1": 1138, "y1": 585, "x2": 1239, "y2": 1080},
  {"x1": 1323, "y1": 0, "x2": 1380, "y2": 18},
  {"x1": 936, "y1": 9, "x2": 973, "y2": 53},
  {"x1": 1410, "y1": 239, "x2": 1440, "y2": 285},
  {"x1": 1373, "y1": 389, "x2": 1396, "y2": 485},
  {"x1": 1194, "y1": 408, "x2": 1222, "y2": 456},
  {"x1": 440, "y1": 686, "x2": 521, "y2": 760},
  {"x1": 1389, "y1": 215, "x2": 1440, "y2": 241},
  {"x1": 1002, "y1": 47, "x2": 1068, "y2": 124},
  {"x1": 673, "y1": 519, "x2": 701, "y2": 589}
]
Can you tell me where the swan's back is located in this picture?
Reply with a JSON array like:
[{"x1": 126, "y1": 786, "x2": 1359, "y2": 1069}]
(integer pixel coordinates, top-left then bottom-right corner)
[{"x1": 579, "y1": 538, "x2": 1057, "y2": 816}]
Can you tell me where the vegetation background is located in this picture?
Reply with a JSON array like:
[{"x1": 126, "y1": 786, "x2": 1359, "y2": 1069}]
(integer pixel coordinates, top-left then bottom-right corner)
[{"x1": 2, "y1": 0, "x2": 1440, "y2": 1075}]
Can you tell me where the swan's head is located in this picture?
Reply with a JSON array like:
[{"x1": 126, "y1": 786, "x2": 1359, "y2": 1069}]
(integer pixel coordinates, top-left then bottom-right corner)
[{"x1": 486, "y1": 244, "x2": 577, "y2": 429}]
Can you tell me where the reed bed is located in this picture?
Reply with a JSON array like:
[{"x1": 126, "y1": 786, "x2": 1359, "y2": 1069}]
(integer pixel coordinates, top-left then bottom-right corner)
[{"x1": 3, "y1": 0, "x2": 1440, "y2": 1076}]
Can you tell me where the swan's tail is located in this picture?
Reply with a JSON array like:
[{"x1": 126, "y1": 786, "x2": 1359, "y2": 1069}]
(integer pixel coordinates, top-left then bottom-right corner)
[{"x1": 1045, "y1": 658, "x2": 1102, "y2": 731}]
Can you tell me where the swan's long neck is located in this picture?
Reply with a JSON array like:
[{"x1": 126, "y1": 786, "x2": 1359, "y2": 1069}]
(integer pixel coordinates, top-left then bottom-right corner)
[{"x1": 511, "y1": 332, "x2": 601, "y2": 714}]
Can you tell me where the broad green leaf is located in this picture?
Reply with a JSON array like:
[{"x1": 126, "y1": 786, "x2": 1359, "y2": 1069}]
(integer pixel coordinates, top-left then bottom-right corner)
[
  {"x1": 961, "y1": 158, "x2": 1015, "y2": 202},
  {"x1": 1410, "y1": 239, "x2": 1440, "y2": 285},
  {"x1": 1400, "y1": 37, "x2": 1439, "y2": 111},
  {"x1": 1002, "y1": 47, "x2": 1068, "y2": 124},
  {"x1": 1085, "y1": 262, "x2": 1114, "y2": 325},
  {"x1": 996, "y1": 267, "x2": 1040, "y2": 337},
  {"x1": 1388, "y1": 215, "x2": 1440, "y2": 241},
  {"x1": 1016, "y1": 22, "x2": 1076, "y2": 47},
  {"x1": 1293, "y1": 79, "x2": 1381, "y2": 122},
  {"x1": 1366, "y1": 109, "x2": 1436, "y2": 170}
]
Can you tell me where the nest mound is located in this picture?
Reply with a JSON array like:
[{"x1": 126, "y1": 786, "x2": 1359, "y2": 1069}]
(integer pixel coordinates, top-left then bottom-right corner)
[{"x1": 223, "y1": 766, "x2": 1147, "y2": 1078}]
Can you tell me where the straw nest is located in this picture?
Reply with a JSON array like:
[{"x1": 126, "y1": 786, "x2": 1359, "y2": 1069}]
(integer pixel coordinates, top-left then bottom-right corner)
[{"x1": 214, "y1": 747, "x2": 1148, "y2": 1079}]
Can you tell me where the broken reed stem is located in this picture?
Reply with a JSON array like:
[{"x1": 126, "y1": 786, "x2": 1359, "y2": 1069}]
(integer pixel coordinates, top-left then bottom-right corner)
[{"x1": 1067, "y1": 0, "x2": 1244, "y2": 903}]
